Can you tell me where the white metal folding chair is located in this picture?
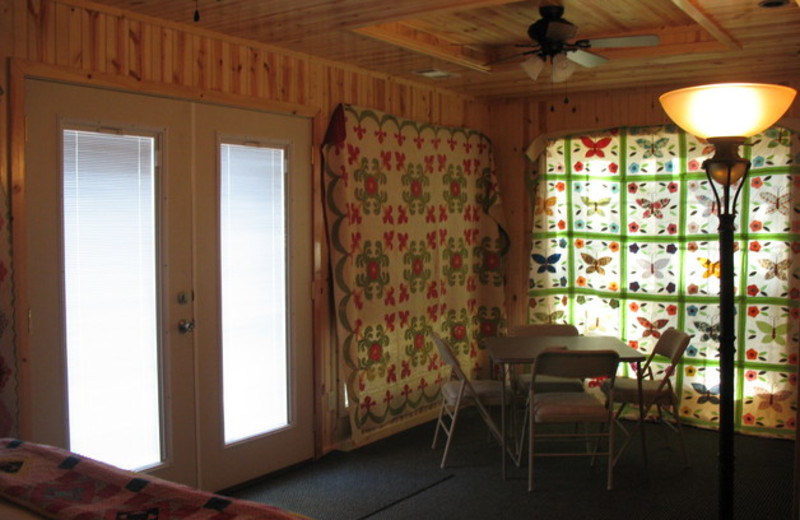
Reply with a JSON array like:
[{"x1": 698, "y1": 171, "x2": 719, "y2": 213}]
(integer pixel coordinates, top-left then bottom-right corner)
[
  {"x1": 430, "y1": 332, "x2": 504, "y2": 468},
  {"x1": 508, "y1": 323, "x2": 585, "y2": 394},
  {"x1": 604, "y1": 327, "x2": 692, "y2": 468},
  {"x1": 506, "y1": 324, "x2": 585, "y2": 465},
  {"x1": 528, "y1": 350, "x2": 619, "y2": 491}
]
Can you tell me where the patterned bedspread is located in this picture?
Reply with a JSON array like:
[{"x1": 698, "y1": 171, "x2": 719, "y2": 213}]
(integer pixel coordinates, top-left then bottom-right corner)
[{"x1": 0, "y1": 439, "x2": 309, "y2": 520}]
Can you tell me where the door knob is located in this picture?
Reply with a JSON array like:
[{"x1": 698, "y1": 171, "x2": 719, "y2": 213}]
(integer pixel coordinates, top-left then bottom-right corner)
[{"x1": 178, "y1": 319, "x2": 195, "y2": 334}]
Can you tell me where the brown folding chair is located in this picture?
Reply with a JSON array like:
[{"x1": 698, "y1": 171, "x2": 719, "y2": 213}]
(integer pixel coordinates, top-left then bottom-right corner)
[
  {"x1": 603, "y1": 327, "x2": 692, "y2": 468},
  {"x1": 430, "y1": 332, "x2": 504, "y2": 468},
  {"x1": 528, "y1": 350, "x2": 620, "y2": 491}
]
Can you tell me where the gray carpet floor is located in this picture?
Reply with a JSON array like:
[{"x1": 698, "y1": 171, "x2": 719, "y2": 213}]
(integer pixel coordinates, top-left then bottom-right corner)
[{"x1": 227, "y1": 410, "x2": 794, "y2": 520}]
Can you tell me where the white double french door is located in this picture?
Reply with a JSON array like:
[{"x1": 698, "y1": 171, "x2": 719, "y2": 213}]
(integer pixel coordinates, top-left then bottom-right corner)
[{"x1": 19, "y1": 79, "x2": 313, "y2": 491}]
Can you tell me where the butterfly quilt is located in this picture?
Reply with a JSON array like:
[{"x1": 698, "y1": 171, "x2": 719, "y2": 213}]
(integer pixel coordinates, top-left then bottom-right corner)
[{"x1": 527, "y1": 124, "x2": 800, "y2": 438}]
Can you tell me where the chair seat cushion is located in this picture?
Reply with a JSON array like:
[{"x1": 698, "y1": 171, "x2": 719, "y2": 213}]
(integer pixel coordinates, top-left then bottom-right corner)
[
  {"x1": 532, "y1": 392, "x2": 608, "y2": 423},
  {"x1": 604, "y1": 377, "x2": 675, "y2": 405},
  {"x1": 519, "y1": 373, "x2": 584, "y2": 393},
  {"x1": 441, "y1": 379, "x2": 504, "y2": 406}
]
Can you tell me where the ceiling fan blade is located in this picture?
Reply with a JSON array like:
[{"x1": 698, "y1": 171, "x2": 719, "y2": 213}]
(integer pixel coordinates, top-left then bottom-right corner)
[
  {"x1": 486, "y1": 49, "x2": 539, "y2": 66},
  {"x1": 567, "y1": 49, "x2": 608, "y2": 68},
  {"x1": 584, "y1": 34, "x2": 660, "y2": 48}
]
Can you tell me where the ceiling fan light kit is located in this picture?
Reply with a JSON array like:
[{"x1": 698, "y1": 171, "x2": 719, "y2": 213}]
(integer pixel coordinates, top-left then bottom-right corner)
[
  {"x1": 520, "y1": 55, "x2": 546, "y2": 80},
  {"x1": 508, "y1": 5, "x2": 660, "y2": 84},
  {"x1": 550, "y1": 53, "x2": 578, "y2": 83}
]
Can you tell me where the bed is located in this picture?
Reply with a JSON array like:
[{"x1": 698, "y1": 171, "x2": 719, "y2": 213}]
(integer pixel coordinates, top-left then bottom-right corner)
[
  {"x1": 0, "y1": 498, "x2": 44, "y2": 520},
  {"x1": 0, "y1": 438, "x2": 309, "y2": 520}
]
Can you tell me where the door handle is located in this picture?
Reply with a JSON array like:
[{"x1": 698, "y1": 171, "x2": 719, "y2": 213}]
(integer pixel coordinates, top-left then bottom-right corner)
[{"x1": 178, "y1": 319, "x2": 195, "y2": 334}]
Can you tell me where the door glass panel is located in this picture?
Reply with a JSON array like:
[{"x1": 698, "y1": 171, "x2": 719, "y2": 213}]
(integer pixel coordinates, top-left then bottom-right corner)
[
  {"x1": 220, "y1": 143, "x2": 288, "y2": 444},
  {"x1": 62, "y1": 129, "x2": 161, "y2": 470}
]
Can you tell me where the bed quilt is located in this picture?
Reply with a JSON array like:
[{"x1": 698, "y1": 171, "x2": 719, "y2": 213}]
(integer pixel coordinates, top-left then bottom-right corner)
[{"x1": 0, "y1": 439, "x2": 308, "y2": 520}]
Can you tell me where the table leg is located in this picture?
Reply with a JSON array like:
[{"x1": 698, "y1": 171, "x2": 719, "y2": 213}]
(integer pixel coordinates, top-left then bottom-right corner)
[{"x1": 637, "y1": 368, "x2": 649, "y2": 473}]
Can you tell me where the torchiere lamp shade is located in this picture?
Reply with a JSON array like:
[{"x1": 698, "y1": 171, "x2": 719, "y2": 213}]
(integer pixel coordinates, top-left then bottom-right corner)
[{"x1": 659, "y1": 83, "x2": 796, "y2": 139}]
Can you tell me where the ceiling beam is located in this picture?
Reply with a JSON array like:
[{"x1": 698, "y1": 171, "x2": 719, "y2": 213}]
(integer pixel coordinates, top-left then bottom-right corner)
[
  {"x1": 588, "y1": 24, "x2": 729, "y2": 60},
  {"x1": 352, "y1": 22, "x2": 492, "y2": 73},
  {"x1": 670, "y1": 0, "x2": 742, "y2": 49}
]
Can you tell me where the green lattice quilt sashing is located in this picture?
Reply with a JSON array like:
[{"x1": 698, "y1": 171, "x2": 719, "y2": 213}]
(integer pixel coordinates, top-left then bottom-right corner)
[
  {"x1": 322, "y1": 105, "x2": 507, "y2": 436},
  {"x1": 527, "y1": 124, "x2": 800, "y2": 439}
]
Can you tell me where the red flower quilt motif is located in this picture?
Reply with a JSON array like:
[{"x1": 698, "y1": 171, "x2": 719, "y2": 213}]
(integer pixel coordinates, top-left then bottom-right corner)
[{"x1": 323, "y1": 105, "x2": 505, "y2": 435}]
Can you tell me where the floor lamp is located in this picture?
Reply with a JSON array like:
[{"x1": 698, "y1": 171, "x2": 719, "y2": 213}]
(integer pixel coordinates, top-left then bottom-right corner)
[{"x1": 659, "y1": 83, "x2": 797, "y2": 519}]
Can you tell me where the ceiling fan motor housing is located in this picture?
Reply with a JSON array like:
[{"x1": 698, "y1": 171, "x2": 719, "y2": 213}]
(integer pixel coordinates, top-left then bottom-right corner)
[{"x1": 527, "y1": 5, "x2": 578, "y2": 48}]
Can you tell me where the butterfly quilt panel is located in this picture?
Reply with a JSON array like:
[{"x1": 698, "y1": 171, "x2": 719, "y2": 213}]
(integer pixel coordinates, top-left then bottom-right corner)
[{"x1": 528, "y1": 124, "x2": 799, "y2": 438}]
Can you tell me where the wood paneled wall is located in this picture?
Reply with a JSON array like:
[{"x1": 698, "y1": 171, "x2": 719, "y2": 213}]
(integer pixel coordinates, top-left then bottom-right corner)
[
  {"x1": 8, "y1": 0, "x2": 492, "y2": 132},
  {"x1": 1, "y1": 0, "x2": 490, "y2": 455},
  {"x1": 2, "y1": 0, "x2": 799, "y2": 455}
]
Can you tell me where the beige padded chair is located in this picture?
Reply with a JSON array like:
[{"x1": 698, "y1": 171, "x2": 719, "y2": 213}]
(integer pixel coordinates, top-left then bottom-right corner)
[
  {"x1": 430, "y1": 332, "x2": 504, "y2": 468},
  {"x1": 528, "y1": 350, "x2": 619, "y2": 492},
  {"x1": 508, "y1": 323, "x2": 584, "y2": 393},
  {"x1": 603, "y1": 327, "x2": 692, "y2": 468}
]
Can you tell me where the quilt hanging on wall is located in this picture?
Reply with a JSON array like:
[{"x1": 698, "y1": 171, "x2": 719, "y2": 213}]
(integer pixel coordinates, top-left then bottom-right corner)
[
  {"x1": 527, "y1": 124, "x2": 799, "y2": 439},
  {"x1": 323, "y1": 104, "x2": 507, "y2": 437}
]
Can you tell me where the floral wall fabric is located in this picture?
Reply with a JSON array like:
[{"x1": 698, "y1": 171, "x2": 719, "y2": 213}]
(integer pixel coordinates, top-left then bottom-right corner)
[
  {"x1": 0, "y1": 175, "x2": 17, "y2": 436},
  {"x1": 323, "y1": 104, "x2": 507, "y2": 437},
  {"x1": 528, "y1": 125, "x2": 798, "y2": 439}
]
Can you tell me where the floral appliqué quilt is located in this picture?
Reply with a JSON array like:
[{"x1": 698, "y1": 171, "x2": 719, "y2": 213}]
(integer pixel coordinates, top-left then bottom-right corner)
[{"x1": 323, "y1": 104, "x2": 507, "y2": 436}]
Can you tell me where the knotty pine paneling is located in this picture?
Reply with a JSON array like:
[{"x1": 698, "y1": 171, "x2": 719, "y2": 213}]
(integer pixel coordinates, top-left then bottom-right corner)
[
  {"x1": 6, "y1": 0, "x2": 799, "y2": 453},
  {"x1": 1, "y1": 0, "x2": 10, "y2": 188},
  {"x1": 3, "y1": 0, "x2": 490, "y2": 455},
  {"x1": 12, "y1": 0, "x2": 483, "y2": 128}
]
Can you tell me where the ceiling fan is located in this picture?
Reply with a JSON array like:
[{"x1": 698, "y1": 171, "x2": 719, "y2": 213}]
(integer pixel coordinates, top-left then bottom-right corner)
[{"x1": 502, "y1": 5, "x2": 660, "y2": 83}]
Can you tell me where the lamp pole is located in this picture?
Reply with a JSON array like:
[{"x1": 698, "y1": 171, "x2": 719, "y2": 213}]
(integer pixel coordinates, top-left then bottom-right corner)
[
  {"x1": 702, "y1": 136, "x2": 749, "y2": 520},
  {"x1": 659, "y1": 82, "x2": 797, "y2": 520},
  {"x1": 717, "y1": 207, "x2": 736, "y2": 520}
]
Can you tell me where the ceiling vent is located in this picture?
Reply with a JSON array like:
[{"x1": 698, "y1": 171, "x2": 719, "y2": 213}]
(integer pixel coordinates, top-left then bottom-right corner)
[{"x1": 413, "y1": 69, "x2": 457, "y2": 79}]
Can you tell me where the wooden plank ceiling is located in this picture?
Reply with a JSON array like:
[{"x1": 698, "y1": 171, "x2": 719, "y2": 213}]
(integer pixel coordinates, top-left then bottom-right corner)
[{"x1": 84, "y1": 0, "x2": 800, "y2": 99}]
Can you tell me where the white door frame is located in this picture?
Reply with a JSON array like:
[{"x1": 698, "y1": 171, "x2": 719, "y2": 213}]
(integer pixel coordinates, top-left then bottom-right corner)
[{"x1": 12, "y1": 75, "x2": 314, "y2": 490}]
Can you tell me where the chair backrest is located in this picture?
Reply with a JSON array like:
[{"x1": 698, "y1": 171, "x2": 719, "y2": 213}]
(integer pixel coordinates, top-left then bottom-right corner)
[
  {"x1": 431, "y1": 332, "x2": 468, "y2": 381},
  {"x1": 647, "y1": 327, "x2": 692, "y2": 370},
  {"x1": 508, "y1": 323, "x2": 579, "y2": 337},
  {"x1": 533, "y1": 350, "x2": 620, "y2": 381}
]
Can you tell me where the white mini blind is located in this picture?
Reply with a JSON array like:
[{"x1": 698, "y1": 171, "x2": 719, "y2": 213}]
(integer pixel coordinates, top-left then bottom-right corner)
[
  {"x1": 220, "y1": 142, "x2": 289, "y2": 444},
  {"x1": 62, "y1": 129, "x2": 161, "y2": 470}
]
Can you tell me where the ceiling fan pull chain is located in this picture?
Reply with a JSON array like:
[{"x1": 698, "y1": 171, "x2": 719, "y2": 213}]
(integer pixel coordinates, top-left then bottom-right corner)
[{"x1": 194, "y1": 0, "x2": 200, "y2": 22}]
